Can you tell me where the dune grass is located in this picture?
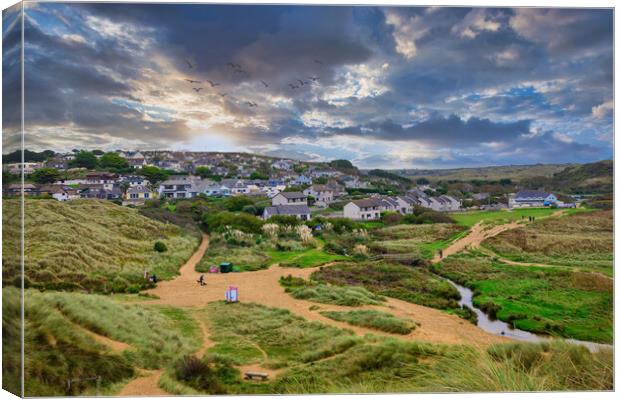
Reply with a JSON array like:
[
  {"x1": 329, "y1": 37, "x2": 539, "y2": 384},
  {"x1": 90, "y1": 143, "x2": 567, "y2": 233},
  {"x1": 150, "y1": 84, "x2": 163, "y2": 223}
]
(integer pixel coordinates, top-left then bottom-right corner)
[
  {"x1": 313, "y1": 262, "x2": 462, "y2": 311},
  {"x1": 432, "y1": 253, "x2": 613, "y2": 343},
  {"x1": 2, "y1": 199, "x2": 199, "y2": 292},
  {"x1": 1, "y1": 288, "x2": 203, "y2": 396},
  {"x1": 162, "y1": 302, "x2": 612, "y2": 394},
  {"x1": 320, "y1": 310, "x2": 417, "y2": 334},
  {"x1": 484, "y1": 210, "x2": 613, "y2": 276},
  {"x1": 280, "y1": 274, "x2": 385, "y2": 306}
]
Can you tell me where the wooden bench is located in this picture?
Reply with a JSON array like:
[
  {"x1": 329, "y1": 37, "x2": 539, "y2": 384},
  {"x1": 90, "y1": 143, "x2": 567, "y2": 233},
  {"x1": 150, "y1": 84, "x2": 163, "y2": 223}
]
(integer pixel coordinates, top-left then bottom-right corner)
[{"x1": 244, "y1": 371, "x2": 268, "y2": 381}]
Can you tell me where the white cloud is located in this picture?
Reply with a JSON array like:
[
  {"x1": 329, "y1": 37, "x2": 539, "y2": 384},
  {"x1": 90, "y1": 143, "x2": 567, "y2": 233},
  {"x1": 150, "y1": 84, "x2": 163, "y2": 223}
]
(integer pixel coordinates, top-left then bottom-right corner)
[
  {"x1": 591, "y1": 100, "x2": 613, "y2": 119},
  {"x1": 384, "y1": 10, "x2": 429, "y2": 59},
  {"x1": 321, "y1": 63, "x2": 390, "y2": 106},
  {"x1": 452, "y1": 9, "x2": 501, "y2": 39}
]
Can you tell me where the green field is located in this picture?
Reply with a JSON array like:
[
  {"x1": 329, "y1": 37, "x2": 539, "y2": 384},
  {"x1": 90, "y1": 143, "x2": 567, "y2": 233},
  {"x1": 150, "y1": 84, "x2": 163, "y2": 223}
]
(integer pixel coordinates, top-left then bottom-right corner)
[
  {"x1": 484, "y1": 210, "x2": 613, "y2": 276},
  {"x1": 432, "y1": 253, "x2": 613, "y2": 343},
  {"x1": 2, "y1": 199, "x2": 199, "y2": 292},
  {"x1": 451, "y1": 208, "x2": 584, "y2": 227},
  {"x1": 369, "y1": 223, "x2": 466, "y2": 259}
]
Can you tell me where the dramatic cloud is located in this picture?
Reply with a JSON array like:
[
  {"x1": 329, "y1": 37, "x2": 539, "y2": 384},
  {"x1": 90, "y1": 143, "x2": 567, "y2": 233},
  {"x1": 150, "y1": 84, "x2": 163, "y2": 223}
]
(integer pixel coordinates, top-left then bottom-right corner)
[{"x1": 1, "y1": 4, "x2": 613, "y2": 168}]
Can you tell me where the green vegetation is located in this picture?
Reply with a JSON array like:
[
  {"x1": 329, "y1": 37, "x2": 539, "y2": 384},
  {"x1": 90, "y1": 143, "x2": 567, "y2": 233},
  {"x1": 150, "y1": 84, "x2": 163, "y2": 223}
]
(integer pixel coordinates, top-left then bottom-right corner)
[
  {"x1": 162, "y1": 302, "x2": 612, "y2": 394},
  {"x1": 432, "y1": 253, "x2": 613, "y2": 343},
  {"x1": 2, "y1": 288, "x2": 201, "y2": 396},
  {"x1": 280, "y1": 274, "x2": 385, "y2": 306},
  {"x1": 452, "y1": 208, "x2": 562, "y2": 227},
  {"x1": 31, "y1": 167, "x2": 61, "y2": 183},
  {"x1": 484, "y1": 210, "x2": 613, "y2": 276},
  {"x1": 370, "y1": 223, "x2": 465, "y2": 259},
  {"x1": 521, "y1": 160, "x2": 612, "y2": 194},
  {"x1": 313, "y1": 262, "x2": 461, "y2": 311},
  {"x1": 197, "y1": 223, "x2": 346, "y2": 272},
  {"x1": 320, "y1": 310, "x2": 417, "y2": 334},
  {"x1": 2, "y1": 199, "x2": 199, "y2": 292}
]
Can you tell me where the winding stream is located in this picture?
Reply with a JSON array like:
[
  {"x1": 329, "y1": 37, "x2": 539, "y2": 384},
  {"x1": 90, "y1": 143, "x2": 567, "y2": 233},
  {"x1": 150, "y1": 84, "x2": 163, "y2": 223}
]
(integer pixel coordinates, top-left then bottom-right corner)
[{"x1": 446, "y1": 279, "x2": 613, "y2": 352}]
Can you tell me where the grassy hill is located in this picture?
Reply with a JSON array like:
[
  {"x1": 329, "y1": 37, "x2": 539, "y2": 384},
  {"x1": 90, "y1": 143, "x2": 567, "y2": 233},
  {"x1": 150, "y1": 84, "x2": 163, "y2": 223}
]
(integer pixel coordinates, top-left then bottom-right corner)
[
  {"x1": 2, "y1": 199, "x2": 199, "y2": 292},
  {"x1": 537, "y1": 160, "x2": 612, "y2": 194},
  {"x1": 398, "y1": 163, "x2": 574, "y2": 182}
]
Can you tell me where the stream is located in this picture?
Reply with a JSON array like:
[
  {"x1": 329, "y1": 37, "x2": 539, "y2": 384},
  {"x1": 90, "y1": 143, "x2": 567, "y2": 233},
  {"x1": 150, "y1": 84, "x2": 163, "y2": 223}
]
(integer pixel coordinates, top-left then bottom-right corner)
[{"x1": 446, "y1": 279, "x2": 613, "y2": 353}]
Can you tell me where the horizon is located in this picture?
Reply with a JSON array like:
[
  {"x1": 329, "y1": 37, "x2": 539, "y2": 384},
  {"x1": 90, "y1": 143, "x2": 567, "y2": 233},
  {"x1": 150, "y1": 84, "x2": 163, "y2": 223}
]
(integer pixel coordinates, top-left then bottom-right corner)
[{"x1": 2, "y1": 3, "x2": 613, "y2": 169}]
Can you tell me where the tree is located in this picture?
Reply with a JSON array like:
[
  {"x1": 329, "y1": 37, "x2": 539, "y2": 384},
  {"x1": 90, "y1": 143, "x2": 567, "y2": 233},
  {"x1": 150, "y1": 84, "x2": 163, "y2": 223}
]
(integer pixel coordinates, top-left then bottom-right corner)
[
  {"x1": 416, "y1": 178, "x2": 430, "y2": 185},
  {"x1": 140, "y1": 166, "x2": 169, "y2": 184},
  {"x1": 70, "y1": 151, "x2": 98, "y2": 169},
  {"x1": 195, "y1": 166, "x2": 213, "y2": 179},
  {"x1": 31, "y1": 168, "x2": 60, "y2": 184},
  {"x1": 249, "y1": 171, "x2": 268, "y2": 180},
  {"x1": 99, "y1": 152, "x2": 129, "y2": 171}
]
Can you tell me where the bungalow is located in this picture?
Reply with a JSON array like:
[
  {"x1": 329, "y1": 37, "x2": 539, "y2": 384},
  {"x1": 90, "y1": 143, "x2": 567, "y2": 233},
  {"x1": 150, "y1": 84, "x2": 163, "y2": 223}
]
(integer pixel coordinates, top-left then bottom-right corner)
[
  {"x1": 38, "y1": 185, "x2": 80, "y2": 201},
  {"x1": 5, "y1": 162, "x2": 42, "y2": 175},
  {"x1": 343, "y1": 198, "x2": 384, "y2": 220},
  {"x1": 263, "y1": 204, "x2": 311, "y2": 221},
  {"x1": 271, "y1": 191, "x2": 308, "y2": 206},
  {"x1": 79, "y1": 186, "x2": 122, "y2": 200},
  {"x1": 4, "y1": 183, "x2": 38, "y2": 196},
  {"x1": 509, "y1": 191, "x2": 557, "y2": 208},
  {"x1": 44, "y1": 157, "x2": 69, "y2": 170},
  {"x1": 123, "y1": 185, "x2": 155, "y2": 205},
  {"x1": 220, "y1": 179, "x2": 250, "y2": 195}
]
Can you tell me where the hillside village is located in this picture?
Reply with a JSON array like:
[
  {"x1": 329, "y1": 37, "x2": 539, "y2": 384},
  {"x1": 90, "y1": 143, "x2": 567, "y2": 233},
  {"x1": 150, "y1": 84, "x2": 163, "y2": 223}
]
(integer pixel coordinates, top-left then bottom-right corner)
[{"x1": 2, "y1": 149, "x2": 589, "y2": 220}]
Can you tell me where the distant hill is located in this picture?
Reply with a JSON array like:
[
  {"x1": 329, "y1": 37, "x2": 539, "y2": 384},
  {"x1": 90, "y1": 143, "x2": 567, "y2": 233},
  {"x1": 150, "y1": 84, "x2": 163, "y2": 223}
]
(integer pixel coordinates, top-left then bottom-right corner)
[
  {"x1": 520, "y1": 160, "x2": 613, "y2": 194},
  {"x1": 2, "y1": 199, "x2": 199, "y2": 292},
  {"x1": 397, "y1": 163, "x2": 575, "y2": 182}
]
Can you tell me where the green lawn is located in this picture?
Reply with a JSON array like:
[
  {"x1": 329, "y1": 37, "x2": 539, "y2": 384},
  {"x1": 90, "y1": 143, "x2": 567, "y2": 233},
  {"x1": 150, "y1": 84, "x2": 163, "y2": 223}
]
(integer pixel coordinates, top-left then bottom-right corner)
[{"x1": 451, "y1": 208, "x2": 586, "y2": 227}]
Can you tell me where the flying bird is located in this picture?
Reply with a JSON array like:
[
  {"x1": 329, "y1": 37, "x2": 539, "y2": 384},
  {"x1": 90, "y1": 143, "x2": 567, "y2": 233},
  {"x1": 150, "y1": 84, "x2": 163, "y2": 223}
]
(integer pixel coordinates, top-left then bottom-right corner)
[
  {"x1": 218, "y1": 92, "x2": 228, "y2": 97},
  {"x1": 307, "y1": 76, "x2": 319, "y2": 83},
  {"x1": 297, "y1": 79, "x2": 310, "y2": 86},
  {"x1": 245, "y1": 101, "x2": 258, "y2": 107},
  {"x1": 260, "y1": 80, "x2": 269, "y2": 88},
  {"x1": 234, "y1": 69, "x2": 248, "y2": 74},
  {"x1": 227, "y1": 62, "x2": 242, "y2": 69},
  {"x1": 206, "y1": 80, "x2": 220, "y2": 87},
  {"x1": 193, "y1": 87, "x2": 204, "y2": 93},
  {"x1": 184, "y1": 79, "x2": 201, "y2": 84},
  {"x1": 185, "y1": 59, "x2": 195, "y2": 69},
  {"x1": 314, "y1": 59, "x2": 323, "y2": 65},
  {"x1": 289, "y1": 83, "x2": 300, "y2": 89}
]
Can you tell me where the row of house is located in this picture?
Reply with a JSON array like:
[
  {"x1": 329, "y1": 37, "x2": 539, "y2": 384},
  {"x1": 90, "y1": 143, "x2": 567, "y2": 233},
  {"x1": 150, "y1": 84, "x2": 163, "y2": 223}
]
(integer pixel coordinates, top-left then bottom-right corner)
[{"x1": 343, "y1": 192, "x2": 462, "y2": 220}]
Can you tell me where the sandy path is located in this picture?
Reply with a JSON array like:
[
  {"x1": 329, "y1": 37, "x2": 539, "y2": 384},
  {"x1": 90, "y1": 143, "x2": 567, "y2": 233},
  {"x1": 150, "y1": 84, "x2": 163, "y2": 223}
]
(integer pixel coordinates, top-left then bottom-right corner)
[
  {"x1": 58, "y1": 310, "x2": 132, "y2": 352},
  {"x1": 432, "y1": 221, "x2": 522, "y2": 263},
  {"x1": 118, "y1": 370, "x2": 167, "y2": 397},
  {"x1": 148, "y1": 234, "x2": 505, "y2": 347}
]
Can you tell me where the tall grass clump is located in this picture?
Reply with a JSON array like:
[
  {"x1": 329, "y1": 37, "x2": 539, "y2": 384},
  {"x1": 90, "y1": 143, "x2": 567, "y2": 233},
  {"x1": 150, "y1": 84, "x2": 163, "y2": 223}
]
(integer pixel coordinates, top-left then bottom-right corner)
[{"x1": 320, "y1": 310, "x2": 417, "y2": 334}]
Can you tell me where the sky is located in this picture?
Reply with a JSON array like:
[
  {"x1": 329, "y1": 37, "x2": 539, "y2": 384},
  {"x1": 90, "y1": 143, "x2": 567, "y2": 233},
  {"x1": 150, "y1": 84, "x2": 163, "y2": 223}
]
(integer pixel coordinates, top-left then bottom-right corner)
[{"x1": 1, "y1": 3, "x2": 614, "y2": 169}]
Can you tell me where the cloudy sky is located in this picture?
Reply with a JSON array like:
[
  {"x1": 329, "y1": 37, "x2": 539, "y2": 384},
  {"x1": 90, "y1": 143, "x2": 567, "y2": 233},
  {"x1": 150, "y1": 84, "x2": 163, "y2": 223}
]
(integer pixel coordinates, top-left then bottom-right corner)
[{"x1": 2, "y1": 3, "x2": 613, "y2": 168}]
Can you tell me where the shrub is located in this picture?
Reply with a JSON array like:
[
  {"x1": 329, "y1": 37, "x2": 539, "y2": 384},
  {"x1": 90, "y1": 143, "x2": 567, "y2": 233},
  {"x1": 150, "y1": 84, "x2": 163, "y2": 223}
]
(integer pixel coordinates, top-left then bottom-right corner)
[
  {"x1": 173, "y1": 355, "x2": 226, "y2": 394},
  {"x1": 154, "y1": 241, "x2": 168, "y2": 252}
]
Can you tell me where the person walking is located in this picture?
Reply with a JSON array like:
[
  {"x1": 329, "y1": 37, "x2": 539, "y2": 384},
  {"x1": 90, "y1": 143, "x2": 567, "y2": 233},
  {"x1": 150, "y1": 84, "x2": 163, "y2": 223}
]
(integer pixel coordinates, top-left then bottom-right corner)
[
  {"x1": 198, "y1": 274, "x2": 205, "y2": 286},
  {"x1": 439, "y1": 249, "x2": 443, "y2": 259}
]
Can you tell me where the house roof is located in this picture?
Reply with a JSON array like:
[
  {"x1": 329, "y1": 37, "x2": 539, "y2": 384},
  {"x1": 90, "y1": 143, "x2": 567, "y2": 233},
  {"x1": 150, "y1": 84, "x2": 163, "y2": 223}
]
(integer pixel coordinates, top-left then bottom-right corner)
[
  {"x1": 127, "y1": 185, "x2": 151, "y2": 194},
  {"x1": 264, "y1": 205, "x2": 311, "y2": 216},
  {"x1": 278, "y1": 191, "x2": 306, "y2": 199},
  {"x1": 514, "y1": 190, "x2": 551, "y2": 199},
  {"x1": 351, "y1": 198, "x2": 384, "y2": 208}
]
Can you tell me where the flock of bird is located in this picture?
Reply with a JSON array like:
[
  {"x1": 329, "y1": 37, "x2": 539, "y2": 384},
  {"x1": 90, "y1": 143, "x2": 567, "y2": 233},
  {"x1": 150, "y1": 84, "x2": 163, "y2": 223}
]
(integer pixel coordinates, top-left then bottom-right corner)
[{"x1": 182, "y1": 58, "x2": 324, "y2": 107}]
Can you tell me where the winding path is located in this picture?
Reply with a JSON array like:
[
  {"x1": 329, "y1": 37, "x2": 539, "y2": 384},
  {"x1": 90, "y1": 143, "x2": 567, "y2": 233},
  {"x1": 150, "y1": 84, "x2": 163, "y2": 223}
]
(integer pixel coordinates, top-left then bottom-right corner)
[{"x1": 147, "y1": 234, "x2": 505, "y2": 347}]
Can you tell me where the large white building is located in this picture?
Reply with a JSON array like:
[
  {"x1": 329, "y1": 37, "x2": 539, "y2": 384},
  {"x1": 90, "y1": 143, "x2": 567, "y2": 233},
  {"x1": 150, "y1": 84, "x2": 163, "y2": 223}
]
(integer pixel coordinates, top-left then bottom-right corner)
[{"x1": 509, "y1": 191, "x2": 557, "y2": 208}]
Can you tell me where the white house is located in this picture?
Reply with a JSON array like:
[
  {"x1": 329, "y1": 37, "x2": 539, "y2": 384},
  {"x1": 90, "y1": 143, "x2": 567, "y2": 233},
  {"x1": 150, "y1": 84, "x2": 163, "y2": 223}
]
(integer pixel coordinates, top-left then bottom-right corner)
[
  {"x1": 271, "y1": 191, "x2": 308, "y2": 206},
  {"x1": 303, "y1": 184, "x2": 336, "y2": 207},
  {"x1": 343, "y1": 198, "x2": 384, "y2": 220},
  {"x1": 263, "y1": 205, "x2": 311, "y2": 221},
  {"x1": 509, "y1": 191, "x2": 558, "y2": 208}
]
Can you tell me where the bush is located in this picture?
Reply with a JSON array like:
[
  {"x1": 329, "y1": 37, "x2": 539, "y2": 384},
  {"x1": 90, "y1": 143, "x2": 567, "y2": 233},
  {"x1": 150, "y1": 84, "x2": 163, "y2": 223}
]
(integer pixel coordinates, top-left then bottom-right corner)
[
  {"x1": 173, "y1": 355, "x2": 226, "y2": 394},
  {"x1": 154, "y1": 241, "x2": 168, "y2": 252},
  {"x1": 202, "y1": 211, "x2": 263, "y2": 234}
]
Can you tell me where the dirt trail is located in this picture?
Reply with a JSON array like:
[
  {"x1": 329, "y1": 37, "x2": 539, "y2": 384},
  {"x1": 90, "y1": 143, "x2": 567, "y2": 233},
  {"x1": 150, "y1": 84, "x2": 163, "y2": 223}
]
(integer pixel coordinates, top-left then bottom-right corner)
[
  {"x1": 118, "y1": 370, "x2": 167, "y2": 397},
  {"x1": 148, "y1": 234, "x2": 505, "y2": 347},
  {"x1": 432, "y1": 221, "x2": 522, "y2": 263}
]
